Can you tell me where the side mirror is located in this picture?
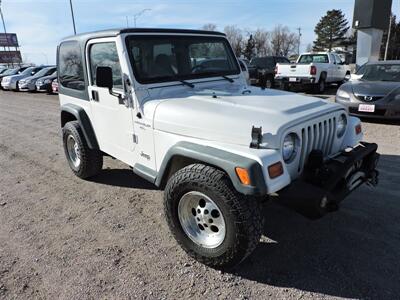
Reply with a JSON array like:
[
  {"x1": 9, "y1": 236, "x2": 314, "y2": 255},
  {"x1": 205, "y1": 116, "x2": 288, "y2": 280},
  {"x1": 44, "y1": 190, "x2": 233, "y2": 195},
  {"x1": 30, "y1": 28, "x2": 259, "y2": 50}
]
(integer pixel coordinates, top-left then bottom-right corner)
[{"x1": 96, "y1": 66, "x2": 113, "y2": 89}]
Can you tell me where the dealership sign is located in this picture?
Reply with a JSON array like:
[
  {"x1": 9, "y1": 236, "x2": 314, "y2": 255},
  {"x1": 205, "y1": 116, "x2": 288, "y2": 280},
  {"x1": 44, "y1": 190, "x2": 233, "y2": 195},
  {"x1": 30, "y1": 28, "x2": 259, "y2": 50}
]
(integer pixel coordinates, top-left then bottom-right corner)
[
  {"x1": 0, "y1": 51, "x2": 22, "y2": 63},
  {"x1": 0, "y1": 33, "x2": 19, "y2": 47}
]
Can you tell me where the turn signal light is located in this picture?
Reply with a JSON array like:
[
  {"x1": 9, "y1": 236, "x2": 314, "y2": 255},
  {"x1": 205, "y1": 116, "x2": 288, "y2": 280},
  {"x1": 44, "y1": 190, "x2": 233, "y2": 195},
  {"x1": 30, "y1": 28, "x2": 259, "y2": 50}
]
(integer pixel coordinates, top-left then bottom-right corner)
[
  {"x1": 235, "y1": 167, "x2": 251, "y2": 185},
  {"x1": 355, "y1": 124, "x2": 362, "y2": 135},
  {"x1": 268, "y1": 162, "x2": 284, "y2": 179}
]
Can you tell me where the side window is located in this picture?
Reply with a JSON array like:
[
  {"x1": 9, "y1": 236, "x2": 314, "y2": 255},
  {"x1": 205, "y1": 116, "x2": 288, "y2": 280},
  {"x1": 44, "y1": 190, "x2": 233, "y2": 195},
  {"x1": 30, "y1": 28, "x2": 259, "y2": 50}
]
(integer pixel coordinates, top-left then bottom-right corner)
[
  {"x1": 335, "y1": 54, "x2": 343, "y2": 65},
  {"x1": 59, "y1": 41, "x2": 85, "y2": 90},
  {"x1": 90, "y1": 42, "x2": 123, "y2": 89}
]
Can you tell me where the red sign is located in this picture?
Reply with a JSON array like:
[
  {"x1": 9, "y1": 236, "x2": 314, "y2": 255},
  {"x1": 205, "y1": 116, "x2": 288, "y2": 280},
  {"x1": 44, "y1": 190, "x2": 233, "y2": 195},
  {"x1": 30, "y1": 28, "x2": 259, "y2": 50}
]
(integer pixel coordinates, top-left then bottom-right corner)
[{"x1": 0, "y1": 51, "x2": 22, "y2": 63}]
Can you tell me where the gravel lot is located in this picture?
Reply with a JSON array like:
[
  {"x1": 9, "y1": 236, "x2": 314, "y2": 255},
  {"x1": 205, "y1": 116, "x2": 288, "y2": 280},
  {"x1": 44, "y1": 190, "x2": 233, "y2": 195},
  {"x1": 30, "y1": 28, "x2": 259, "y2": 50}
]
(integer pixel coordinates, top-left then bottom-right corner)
[{"x1": 0, "y1": 91, "x2": 399, "y2": 300}]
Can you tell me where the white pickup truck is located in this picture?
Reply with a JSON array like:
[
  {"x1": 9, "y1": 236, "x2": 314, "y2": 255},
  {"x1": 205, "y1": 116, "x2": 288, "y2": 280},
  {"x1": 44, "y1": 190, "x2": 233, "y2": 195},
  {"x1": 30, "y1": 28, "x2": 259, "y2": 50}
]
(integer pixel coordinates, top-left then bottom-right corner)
[{"x1": 275, "y1": 52, "x2": 351, "y2": 93}]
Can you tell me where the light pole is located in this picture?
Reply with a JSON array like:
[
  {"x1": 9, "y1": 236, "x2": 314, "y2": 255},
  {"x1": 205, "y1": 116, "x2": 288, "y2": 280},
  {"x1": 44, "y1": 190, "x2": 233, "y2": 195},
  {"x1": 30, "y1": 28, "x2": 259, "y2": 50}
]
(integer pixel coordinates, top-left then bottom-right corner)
[
  {"x1": 69, "y1": 0, "x2": 77, "y2": 35},
  {"x1": 296, "y1": 27, "x2": 302, "y2": 55},
  {"x1": 133, "y1": 9, "x2": 151, "y2": 28},
  {"x1": 0, "y1": 0, "x2": 13, "y2": 67}
]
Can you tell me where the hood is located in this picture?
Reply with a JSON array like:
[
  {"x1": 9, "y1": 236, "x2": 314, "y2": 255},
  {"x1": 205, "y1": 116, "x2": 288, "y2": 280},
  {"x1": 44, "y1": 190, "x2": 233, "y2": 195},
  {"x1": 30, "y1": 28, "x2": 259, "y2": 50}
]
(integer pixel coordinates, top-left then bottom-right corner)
[
  {"x1": 351, "y1": 81, "x2": 400, "y2": 96},
  {"x1": 150, "y1": 84, "x2": 342, "y2": 148}
]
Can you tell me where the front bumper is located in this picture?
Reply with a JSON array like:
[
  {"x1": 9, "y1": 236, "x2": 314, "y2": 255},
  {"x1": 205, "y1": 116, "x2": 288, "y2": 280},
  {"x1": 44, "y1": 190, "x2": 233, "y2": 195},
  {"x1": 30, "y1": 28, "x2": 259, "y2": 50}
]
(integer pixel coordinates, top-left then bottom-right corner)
[
  {"x1": 1, "y1": 82, "x2": 12, "y2": 90},
  {"x1": 336, "y1": 97, "x2": 400, "y2": 119},
  {"x1": 277, "y1": 142, "x2": 379, "y2": 219}
]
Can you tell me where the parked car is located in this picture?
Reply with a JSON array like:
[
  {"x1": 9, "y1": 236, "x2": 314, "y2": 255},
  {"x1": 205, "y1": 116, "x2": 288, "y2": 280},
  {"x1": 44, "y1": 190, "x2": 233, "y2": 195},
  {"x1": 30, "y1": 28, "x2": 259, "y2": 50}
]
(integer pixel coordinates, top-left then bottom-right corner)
[
  {"x1": 51, "y1": 78, "x2": 58, "y2": 94},
  {"x1": 248, "y1": 56, "x2": 290, "y2": 88},
  {"x1": 1, "y1": 66, "x2": 44, "y2": 91},
  {"x1": 18, "y1": 66, "x2": 57, "y2": 92},
  {"x1": 34, "y1": 71, "x2": 57, "y2": 93},
  {"x1": 0, "y1": 67, "x2": 29, "y2": 89},
  {"x1": 58, "y1": 28, "x2": 379, "y2": 269},
  {"x1": 336, "y1": 61, "x2": 400, "y2": 119},
  {"x1": 275, "y1": 52, "x2": 351, "y2": 93}
]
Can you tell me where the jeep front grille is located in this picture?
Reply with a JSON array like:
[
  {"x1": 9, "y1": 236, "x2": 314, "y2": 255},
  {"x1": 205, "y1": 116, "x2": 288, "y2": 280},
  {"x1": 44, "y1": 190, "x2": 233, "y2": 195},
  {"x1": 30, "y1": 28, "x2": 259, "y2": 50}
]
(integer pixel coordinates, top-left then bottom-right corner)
[{"x1": 297, "y1": 116, "x2": 337, "y2": 172}]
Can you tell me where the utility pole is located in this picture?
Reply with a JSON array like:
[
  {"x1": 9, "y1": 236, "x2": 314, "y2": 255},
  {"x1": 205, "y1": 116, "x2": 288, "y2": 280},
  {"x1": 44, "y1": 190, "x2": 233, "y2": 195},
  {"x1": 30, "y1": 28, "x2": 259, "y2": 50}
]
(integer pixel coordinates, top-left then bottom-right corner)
[
  {"x1": 0, "y1": 0, "x2": 13, "y2": 67},
  {"x1": 69, "y1": 0, "x2": 77, "y2": 35},
  {"x1": 126, "y1": 16, "x2": 129, "y2": 28},
  {"x1": 384, "y1": 13, "x2": 392, "y2": 60},
  {"x1": 133, "y1": 9, "x2": 151, "y2": 28},
  {"x1": 296, "y1": 27, "x2": 302, "y2": 55}
]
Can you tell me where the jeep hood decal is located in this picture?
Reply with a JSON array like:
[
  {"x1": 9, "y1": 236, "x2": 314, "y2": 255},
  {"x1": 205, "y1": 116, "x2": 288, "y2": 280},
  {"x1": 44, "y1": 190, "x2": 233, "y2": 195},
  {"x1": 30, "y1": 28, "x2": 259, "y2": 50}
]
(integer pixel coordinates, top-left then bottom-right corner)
[{"x1": 150, "y1": 86, "x2": 341, "y2": 148}]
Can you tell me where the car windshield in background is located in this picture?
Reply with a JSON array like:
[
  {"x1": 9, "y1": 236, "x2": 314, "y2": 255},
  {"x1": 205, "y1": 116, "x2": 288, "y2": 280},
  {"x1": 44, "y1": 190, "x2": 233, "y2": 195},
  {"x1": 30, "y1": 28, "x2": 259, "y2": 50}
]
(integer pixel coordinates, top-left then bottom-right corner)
[
  {"x1": 298, "y1": 54, "x2": 329, "y2": 64},
  {"x1": 20, "y1": 67, "x2": 36, "y2": 75},
  {"x1": 250, "y1": 57, "x2": 274, "y2": 68},
  {"x1": 361, "y1": 64, "x2": 400, "y2": 82},
  {"x1": 126, "y1": 35, "x2": 240, "y2": 84},
  {"x1": 33, "y1": 67, "x2": 55, "y2": 78},
  {"x1": 2, "y1": 69, "x2": 17, "y2": 75}
]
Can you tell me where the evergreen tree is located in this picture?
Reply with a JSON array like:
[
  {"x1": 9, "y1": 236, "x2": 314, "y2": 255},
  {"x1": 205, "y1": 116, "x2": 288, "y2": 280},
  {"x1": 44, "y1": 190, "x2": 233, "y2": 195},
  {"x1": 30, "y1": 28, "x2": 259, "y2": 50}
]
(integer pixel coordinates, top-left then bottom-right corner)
[
  {"x1": 313, "y1": 9, "x2": 349, "y2": 51},
  {"x1": 243, "y1": 34, "x2": 255, "y2": 60}
]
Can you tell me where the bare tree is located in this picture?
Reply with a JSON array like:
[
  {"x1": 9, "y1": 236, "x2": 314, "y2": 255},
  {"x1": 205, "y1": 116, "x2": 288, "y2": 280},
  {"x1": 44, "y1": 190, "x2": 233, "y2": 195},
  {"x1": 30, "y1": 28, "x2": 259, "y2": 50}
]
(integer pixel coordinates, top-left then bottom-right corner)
[
  {"x1": 306, "y1": 43, "x2": 313, "y2": 52},
  {"x1": 202, "y1": 23, "x2": 217, "y2": 31},
  {"x1": 253, "y1": 28, "x2": 270, "y2": 56},
  {"x1": 270, "y1": 25, "x2": 299, "y2": 57},
  {"x1": 224, "y1": 25, "x2": 244, "y2": 57}
]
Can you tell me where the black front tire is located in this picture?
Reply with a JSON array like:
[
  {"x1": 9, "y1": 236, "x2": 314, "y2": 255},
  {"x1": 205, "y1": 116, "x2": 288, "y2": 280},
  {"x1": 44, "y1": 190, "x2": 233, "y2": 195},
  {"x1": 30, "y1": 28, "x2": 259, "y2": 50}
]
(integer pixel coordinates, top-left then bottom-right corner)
[
  {"x1": 62, "y1": 121, "x2": 103, "y2": 179},
  {"x1": 164, "y1": 164, "x2": 263, "y2": 269}
]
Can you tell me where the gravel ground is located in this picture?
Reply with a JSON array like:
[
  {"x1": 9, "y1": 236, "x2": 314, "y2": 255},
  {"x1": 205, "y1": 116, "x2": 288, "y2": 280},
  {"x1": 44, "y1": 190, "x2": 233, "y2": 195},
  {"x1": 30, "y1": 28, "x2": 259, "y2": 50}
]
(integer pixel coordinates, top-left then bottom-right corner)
[{"x1": 0, "y1": 91, "x2": 399, "y2": 300}]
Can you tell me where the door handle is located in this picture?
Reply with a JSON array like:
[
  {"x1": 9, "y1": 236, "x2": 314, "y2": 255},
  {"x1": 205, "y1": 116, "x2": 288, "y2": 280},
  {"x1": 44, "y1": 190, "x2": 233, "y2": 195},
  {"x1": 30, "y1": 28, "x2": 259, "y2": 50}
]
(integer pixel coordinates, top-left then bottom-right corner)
[{"x1": 92, "y1": 90, "x2": 99, "y2": 101}]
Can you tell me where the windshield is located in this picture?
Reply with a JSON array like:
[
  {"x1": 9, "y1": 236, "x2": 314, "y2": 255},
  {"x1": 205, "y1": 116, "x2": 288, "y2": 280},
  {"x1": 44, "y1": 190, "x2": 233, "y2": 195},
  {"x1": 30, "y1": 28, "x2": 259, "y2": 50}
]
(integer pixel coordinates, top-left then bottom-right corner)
[
  {"x1": 298, "y1": 54, "x2": 329, "y2": 64},
  {"x1": 33, "y1": 67, "x2": 55, "y2": 78},
  {"x1": 3, "y1": 68, "x2": 18, "y2": 75},
  {"x1": 361, "y1": 64, "x2": 400, "y2": 82},
  {"x1": 126, "y1": 35, "x2": 240, "y2": 84},
  {"x1": 20, "y1": 67, "x2": 37, "y2": 76},
  {"x1": 250, "y1": 57, "x2": 275, "y2": 68}
]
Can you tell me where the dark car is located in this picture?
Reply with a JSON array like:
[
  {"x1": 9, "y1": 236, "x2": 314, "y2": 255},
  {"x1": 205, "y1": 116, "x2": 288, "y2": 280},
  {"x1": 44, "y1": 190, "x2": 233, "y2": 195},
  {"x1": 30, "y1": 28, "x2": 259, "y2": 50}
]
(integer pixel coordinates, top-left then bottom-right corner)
[
  {"x1": 18, "y1": 66, "x2": 56, "y2": 92},
  {"x1": 35, "y1": 71, "x2": 57, "y2": 93},
  {"x1": 248, "y1": 56, "x2": 290, "y2": 88},
  {"x1": 335, "y1": 61, "x2": 400, "y2": 119}
]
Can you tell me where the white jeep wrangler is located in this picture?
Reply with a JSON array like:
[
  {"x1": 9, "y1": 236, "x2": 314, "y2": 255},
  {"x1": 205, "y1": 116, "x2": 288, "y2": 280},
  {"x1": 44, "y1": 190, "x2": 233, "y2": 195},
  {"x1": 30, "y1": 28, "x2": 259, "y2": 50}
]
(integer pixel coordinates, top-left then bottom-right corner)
[{"x1": 57, "y1": 28, "x2": 379, "y2": 269}]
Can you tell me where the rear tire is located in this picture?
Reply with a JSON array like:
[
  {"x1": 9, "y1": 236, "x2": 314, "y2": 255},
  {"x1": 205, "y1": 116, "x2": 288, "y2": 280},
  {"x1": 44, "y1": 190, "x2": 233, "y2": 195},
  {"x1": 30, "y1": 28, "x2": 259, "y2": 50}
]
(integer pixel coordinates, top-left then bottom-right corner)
[
  {"x1": 62, "y1": 121, "x2": 103, "y2": 179},
  {"x1": 313, "y1": 78, "x2": 326, "y2": 94},
  {"x1": 164, "y1": 164, "x2": 263, "y2": 269}
]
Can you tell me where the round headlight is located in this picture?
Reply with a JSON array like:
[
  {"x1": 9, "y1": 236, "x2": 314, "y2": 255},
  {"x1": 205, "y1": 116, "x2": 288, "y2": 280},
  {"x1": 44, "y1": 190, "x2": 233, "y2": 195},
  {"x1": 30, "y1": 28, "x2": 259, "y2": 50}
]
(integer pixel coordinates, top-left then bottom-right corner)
[
  {"x1": 282, "y1": 133, "x2": 297, "y2": 162},
  {"x1": 337, "y1": 114, "x2": 347, "y2": 138}
]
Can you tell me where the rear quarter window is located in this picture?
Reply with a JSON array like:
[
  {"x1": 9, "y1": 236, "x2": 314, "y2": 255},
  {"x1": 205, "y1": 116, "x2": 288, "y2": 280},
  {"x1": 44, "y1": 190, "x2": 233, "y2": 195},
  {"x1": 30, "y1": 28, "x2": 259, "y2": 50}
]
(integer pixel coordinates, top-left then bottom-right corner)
[{"x1": 58, "y1": 41, "x2": 85, "y2": 91}]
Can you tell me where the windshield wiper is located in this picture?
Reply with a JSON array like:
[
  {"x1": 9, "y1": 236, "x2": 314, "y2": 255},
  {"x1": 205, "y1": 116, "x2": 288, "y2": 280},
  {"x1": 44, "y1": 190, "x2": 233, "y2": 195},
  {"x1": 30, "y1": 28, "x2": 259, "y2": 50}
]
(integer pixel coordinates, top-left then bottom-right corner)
[{"x1": 179, "y1": 80, "x2": 194, "y2": 88}]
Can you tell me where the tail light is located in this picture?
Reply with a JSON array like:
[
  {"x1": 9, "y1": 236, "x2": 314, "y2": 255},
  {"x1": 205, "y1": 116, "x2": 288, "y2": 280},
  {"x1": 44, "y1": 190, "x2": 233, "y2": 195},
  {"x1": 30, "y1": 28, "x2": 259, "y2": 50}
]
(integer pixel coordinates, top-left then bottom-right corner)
[{"x1": 310, "y1": 66, "x2": 317, "y2": 75}]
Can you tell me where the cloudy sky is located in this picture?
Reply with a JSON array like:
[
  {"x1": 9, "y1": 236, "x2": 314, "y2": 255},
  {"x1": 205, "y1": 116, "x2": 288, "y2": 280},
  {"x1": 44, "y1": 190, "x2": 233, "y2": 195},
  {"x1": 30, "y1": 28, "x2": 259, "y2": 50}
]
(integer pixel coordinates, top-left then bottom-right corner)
[{"x1": 2, "y1": 0, "x2": 399, "y2": 65}]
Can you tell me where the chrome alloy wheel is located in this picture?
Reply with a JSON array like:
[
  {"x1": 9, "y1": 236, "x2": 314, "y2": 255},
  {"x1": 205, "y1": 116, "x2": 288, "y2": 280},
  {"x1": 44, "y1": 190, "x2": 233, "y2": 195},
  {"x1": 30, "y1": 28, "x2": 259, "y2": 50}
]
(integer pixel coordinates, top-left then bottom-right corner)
[
  {"x1": 178, "y1": 191, "x2": 226, "y2": 249},
  {"x1": 66, "y1": 134, "x2": 81, "y2": 168}
]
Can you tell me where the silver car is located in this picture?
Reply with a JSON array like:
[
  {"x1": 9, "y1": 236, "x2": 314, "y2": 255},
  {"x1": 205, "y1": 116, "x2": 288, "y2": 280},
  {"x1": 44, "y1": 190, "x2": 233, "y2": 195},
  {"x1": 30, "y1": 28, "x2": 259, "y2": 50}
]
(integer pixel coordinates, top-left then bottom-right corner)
[
  {"x1": 1, "y1": 66, "x2": 44, "y2": 91},
  {"x1": 335, "y1": 61, "x2": 400, "y2": 120},
  {"x1": 18, "y1": 66, "x2": 57, "y2": 92}
]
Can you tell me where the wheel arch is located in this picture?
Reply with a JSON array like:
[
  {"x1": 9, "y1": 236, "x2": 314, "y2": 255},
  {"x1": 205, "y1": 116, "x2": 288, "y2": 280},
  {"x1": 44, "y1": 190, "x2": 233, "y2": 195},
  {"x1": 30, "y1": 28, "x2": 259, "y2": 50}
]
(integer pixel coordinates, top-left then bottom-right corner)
[
  {"x1": 155, "y1": 142, "x2": 267, "y2": 196},
  {"x1": 60, "y1": 104, "x2": 99, "y2": 149}
]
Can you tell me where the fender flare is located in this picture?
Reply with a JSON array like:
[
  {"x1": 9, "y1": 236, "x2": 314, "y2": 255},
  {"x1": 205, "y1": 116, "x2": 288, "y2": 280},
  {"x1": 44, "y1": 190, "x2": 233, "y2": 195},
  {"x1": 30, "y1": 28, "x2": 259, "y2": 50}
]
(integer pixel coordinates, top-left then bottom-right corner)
[
  {"x1": 60, "y1": 104, "x2": 99, "y2": 149},
  {"x1": 155, "y1": 141, "x2": 268, "y2": 196}
]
